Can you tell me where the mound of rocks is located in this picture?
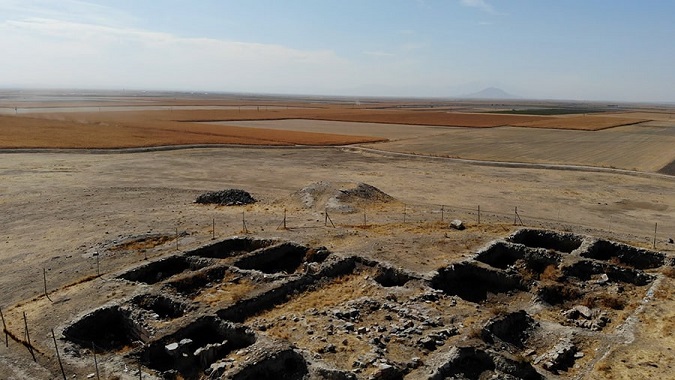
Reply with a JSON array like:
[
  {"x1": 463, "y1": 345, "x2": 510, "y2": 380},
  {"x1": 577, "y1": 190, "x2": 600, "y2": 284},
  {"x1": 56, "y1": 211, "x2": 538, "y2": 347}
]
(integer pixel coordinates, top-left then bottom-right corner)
[
  {"x1": 195, "y1": 189, "x2": 256, "y2": 206},
  {"x1": 293, "y1": 181, "x2": 395, "y2": 213}
]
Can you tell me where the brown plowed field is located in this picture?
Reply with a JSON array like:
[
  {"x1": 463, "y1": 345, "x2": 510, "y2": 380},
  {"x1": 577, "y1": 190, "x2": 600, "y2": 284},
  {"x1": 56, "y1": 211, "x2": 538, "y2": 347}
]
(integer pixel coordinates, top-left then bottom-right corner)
[
  {"x1": 511, "y1": 114, "x2": 647, "y2": 130},
  {"x1": 0, "y1": 108, "x2": 552, "y2": 149},
  {"x1": 0, "y1": 114, "x2": 385, "y2": 148}
]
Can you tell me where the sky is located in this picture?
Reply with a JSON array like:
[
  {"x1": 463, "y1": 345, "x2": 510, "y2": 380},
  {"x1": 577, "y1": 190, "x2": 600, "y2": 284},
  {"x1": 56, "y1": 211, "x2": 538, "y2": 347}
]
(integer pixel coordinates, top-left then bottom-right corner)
[{"x1": 0, "y1": 0, "x2": 674, "y2": 102}]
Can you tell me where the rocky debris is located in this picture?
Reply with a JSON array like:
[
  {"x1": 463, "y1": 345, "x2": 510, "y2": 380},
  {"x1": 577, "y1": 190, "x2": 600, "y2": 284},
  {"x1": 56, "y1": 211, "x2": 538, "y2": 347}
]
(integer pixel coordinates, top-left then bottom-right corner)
[
  {"x1": 534, "y1": 337, "x2": 578, "y2": 373},
  {"x1": 195, "y1": 189, "x2": 256, "y2": 206},
  {"x1": 450, "y1": 219, "x2": 465, "y2": 230},
  {"x1": 312, "y1": 367, "x2": 357, "y2": 380},
  {"x1": 368, "y1": 363, "x2": 403, "y2": 380},
  {"x1": 334, "y1": 308, "x2": 361, "y2": 322},
  {"x1": 562, "y1": 305, "x2": 610, "y2": 330},
  {"x1": 429, "y1": 346, "x2": 543, "y2": 380},
  {"x1": 293, "y1": 181, "x2": 395, "y2": 213}
]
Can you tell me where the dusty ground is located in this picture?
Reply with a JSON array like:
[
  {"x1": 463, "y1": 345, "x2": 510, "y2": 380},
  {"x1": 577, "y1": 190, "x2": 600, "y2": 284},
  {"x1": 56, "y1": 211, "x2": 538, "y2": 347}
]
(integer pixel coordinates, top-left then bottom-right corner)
[{"x1": 0, "y1": 92, "x2": 674, "y2": 379}]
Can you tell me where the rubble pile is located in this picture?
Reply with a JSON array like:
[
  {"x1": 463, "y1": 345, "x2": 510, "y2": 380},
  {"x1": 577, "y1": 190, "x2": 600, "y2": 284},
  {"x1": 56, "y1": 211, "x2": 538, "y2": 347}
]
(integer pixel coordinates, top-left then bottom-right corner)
[{"x1": 195, "y1": 189, "x2": 256, "y2": 206}]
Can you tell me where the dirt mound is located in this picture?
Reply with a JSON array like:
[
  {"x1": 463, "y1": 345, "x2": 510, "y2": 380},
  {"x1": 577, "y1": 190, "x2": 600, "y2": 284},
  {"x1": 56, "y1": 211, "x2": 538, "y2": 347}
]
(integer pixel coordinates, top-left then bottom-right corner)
[
  {"x1": 195, "y1": 189, "x2": 256, "y2": 206},
  {"x1": 659, "y1": 158, "x2": 675, "y2": 176},
  {"x1": 293, "y1": 181, "x2": 395, "y2": 213}
]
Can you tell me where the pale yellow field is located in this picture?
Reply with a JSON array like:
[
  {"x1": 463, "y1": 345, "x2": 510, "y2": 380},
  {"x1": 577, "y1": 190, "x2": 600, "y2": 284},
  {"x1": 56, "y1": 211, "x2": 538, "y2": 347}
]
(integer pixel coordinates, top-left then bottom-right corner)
[
  {"x1": 361, "y1": 123, "x2": 675, "y2": 172},
  {"x1": 206, "y1": 119, "x2": 449, "y2": 140}
]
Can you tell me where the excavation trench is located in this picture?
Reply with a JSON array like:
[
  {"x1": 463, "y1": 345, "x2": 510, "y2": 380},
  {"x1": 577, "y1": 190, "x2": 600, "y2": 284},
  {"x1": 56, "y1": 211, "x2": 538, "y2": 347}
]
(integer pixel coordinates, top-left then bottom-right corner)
[
  {"x1": 431, "y1": 262, "x2": 527, "y2": 303},
  {"x1": 166, "y1": 266, "x2": 230, "y2": 296},
  {"x1": 64, "y1": 306, "x2": 147, "y2": 352},
  {"x1": 431, "y1": 346, "x2": 543, "y2": 380},
  {"x1": 508, "y1": 229, "x2": 583, "y2": 253},
  {"x1": 187, "y1": 237, "x2": 276, "y2": 259},
  {"x1": 482, "y1": 310, "x2": 538, "y2": 348},
  {"x1": 229, "y1": 348, "x2": 309, "y2": 380},
  {"x1": 233, "y1": 242, "x2": 319, "y2": 274},
  {"x1": 582, "y1": 240, "x2": 665, "y2": 269},
  {"x1": 563, "y1": 260, "x2": 654, "y2": 286},
  {"x1": 475, "y1": 241, "x2": 561, "y2": 274},
  {"x1": 132, "y1": 294, "x2": 186, "y2": 319},
  {"x1": 118, "y1": 255, "x2": 210, "y2": 284},
  {"x1": 373, "y1": 266, "x2": 412, "y2": 287},
  {"x1": 140, "y1": 316, "x2": 255, "y2": 379},
  {"x1": 218, "y1": 257, "x2": 357, "y2": 323}
]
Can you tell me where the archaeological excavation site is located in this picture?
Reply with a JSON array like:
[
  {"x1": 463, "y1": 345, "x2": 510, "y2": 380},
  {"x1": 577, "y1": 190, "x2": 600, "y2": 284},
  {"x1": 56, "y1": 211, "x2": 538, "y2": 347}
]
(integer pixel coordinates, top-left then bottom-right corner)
[
  {"x1": 3, "y1": 218, "x2": 672, "y2": 380},
  {"x1": 1, "y1": 92, "x2": 674, "y2": 379}
]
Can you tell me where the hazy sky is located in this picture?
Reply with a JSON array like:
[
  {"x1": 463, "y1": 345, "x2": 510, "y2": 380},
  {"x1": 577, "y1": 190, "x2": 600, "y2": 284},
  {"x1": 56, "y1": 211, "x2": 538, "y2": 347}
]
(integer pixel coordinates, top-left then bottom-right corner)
[{"x1": 1, "y1": 0, "x2": 674, "y2": 101}]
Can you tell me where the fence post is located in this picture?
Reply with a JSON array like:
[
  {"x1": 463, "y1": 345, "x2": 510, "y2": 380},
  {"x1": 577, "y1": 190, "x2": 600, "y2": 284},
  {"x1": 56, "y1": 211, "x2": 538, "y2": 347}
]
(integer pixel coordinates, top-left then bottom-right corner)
[
  {"x1": 0, "y1": 307, "x2": 7, "y2": 347},
  {"x1": 513, "y1": 207, "x2": 523, "y2": 226},
  {"x1": 212, "y1": 217, "x2": 215, "y2": 240},
  {"x1": 242, "y1": 211, "x2": 249, "y2": 234},
  {"x1": 92, "y1": 342, "x2": 100, "y2": 380},
  {"x1": 52, "y1": 329, "x2": 67, "y2": 380},
  {"x1": 441, "y1": 205, "x2": 444, "y2": 222},
  {"x1": 325, "y1": 209, "x2": 335, "y2": 228},
  {"x1": 23, "y1": 312, "x2": 36, "y2": 361},
  {"x1": 95, "y1": 252, "x2": 100, "y2": 276},
  {"x1": 403, "y1": 205, "x2": 407, "y2": 224},
  {"x1": 477, "y1": 205, "x2": 481, "y2": 225},
  {"x1": 43, "y1": 268, "x2": 53, "y2": 302},
  {"x1": 653, "y1": 222, "x2": 658, "y2": 249}
]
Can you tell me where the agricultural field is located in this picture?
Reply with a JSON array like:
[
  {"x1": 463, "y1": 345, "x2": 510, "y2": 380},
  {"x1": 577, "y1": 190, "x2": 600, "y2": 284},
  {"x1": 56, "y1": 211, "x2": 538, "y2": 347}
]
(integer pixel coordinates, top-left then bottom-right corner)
[{"x1": 363, "y1": 123, "x2": 675, "y2": 172}]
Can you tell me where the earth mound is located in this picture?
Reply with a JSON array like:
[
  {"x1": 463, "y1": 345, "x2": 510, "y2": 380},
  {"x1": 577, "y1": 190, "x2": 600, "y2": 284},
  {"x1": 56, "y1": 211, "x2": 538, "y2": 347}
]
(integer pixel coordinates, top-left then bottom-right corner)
[
  {"x1": 195, "y1": 189, "x2": 256, "y2": 206},
  {"x1": 293, "y1": 181, "x2": 395, "y2": 213}
]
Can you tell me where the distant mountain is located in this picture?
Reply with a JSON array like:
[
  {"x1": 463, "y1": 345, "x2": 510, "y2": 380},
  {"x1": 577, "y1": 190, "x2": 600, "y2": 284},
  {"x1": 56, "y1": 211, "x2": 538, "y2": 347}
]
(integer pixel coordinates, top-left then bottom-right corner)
[{"x1": 462, "y1": 87, "x2": 518, "y2": 99}]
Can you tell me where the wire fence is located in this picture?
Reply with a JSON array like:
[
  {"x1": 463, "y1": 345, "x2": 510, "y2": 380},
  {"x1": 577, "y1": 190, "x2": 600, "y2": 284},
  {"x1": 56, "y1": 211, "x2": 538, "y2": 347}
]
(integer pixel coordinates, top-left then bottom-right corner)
[{"x1": 194, "y1": 200, "x2": 668, "y2": 253}]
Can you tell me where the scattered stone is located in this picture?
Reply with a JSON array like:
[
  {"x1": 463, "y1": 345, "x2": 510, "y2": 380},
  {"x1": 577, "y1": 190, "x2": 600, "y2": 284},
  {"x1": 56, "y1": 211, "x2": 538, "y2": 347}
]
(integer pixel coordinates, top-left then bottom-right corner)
[
  {"x1": 535, "y1": 337, "x2": 578, "y2": 373},
  {"x1": 450, "y1": 219, "x2": 465, "y2": 230},
  {"x1": 368, "y1": 363, "x2": 402, "y2": 380},
  {"x1": 418, "y1": 336, "x2": 437, "y2": 350}
]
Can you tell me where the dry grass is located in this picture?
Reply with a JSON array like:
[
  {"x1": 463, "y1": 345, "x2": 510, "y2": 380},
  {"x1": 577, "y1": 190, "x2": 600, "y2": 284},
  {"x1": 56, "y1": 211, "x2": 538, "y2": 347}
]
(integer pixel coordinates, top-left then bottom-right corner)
[
  {"x1": 541, "y1": 264, "x2": 561, "y2": 281},
  {"x1": 663, "y1": 266, "x2": 675, "y2": 279},
  {"x1": 192, "y1": 276, "x2": 256, "y2": 306},
  {"x1": 582, "y1": 294, "x2": 626, "y2": 310}
]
